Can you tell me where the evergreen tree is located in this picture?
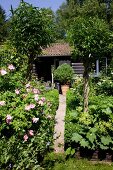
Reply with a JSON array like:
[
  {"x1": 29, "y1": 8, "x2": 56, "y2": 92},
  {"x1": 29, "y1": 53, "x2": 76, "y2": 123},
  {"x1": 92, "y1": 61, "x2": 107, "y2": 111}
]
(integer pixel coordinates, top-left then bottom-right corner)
[{"x1": 0, "y1": 5, "x2": 7, "y2": 44}]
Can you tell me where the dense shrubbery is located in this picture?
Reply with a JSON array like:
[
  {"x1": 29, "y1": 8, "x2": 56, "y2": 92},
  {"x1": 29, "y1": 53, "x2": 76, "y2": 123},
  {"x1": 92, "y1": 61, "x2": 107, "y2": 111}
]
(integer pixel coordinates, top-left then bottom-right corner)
[
  {"x1": 94, "y1": 76, "x2": 113, "y2": 96},
  {"x1": 65, "y1": 76, "x2": 113, "y2": 153},
  {"x1": 0, "y1": 64, "x2": 59, "y2": 169}
]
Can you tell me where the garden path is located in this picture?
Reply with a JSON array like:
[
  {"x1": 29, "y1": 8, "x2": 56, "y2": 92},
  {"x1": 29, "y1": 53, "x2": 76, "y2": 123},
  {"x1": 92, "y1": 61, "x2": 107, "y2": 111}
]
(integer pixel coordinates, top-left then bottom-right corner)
[{"x1": 54, "y1": 94, "x2": 66, "y2": 153}]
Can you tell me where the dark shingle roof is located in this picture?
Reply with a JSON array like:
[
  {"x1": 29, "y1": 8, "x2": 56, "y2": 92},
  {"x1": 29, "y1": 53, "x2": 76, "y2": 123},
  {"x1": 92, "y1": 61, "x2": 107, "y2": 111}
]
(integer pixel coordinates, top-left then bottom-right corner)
[{"x1": 42, "y1": 43, "x2": 71, "y2": 56}]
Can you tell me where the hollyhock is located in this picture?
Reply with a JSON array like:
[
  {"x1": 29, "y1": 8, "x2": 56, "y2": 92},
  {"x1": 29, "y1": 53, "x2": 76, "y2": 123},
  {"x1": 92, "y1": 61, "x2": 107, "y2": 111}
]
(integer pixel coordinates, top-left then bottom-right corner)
[
  {"x1": 32, "y1": 117, "x2": 39, "y2": 123},
  {"x1": 8, "y1": 64, "x2": 15, "y2": 70},
  {"x1": 34, "y1": 94, "x2": 39, "y2": 101},
  {"x1": 28, "y1": 130, "x2": 34, "y2": 136},
  {"x1": 0, "y1": 69, "x2": 7, "y2": 75},
  {"x1": 15, "y1": 89, "x2": 20, "y2": 94},
  {"x1": 23, "y1": 134, "x2": 28, "y2": 141},
  {"x1": 0, "y1": 101, "x2": 5, "y2": 106},
  {"x1": 38, "y1": 100, "x2": 44, "y2": 106},
  {"x1": 6, "y1": 115, "x2": 12, "y2": 124}
]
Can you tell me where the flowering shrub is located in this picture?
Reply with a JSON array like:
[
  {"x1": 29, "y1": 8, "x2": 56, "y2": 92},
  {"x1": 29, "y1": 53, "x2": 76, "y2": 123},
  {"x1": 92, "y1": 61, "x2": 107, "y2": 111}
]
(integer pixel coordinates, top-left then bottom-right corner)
[{"x1": 0, "y1": 65, "x2": 58, "y2": 169}]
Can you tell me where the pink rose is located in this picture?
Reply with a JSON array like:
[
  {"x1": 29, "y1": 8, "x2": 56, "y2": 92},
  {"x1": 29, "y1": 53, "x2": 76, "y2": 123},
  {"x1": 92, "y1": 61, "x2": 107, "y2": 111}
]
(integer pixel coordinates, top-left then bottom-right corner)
[
  {"x1": 30, "y1": 104, "x2": 35, "y2": 109},
  {"x1": 6, "y1": 114, "x2": 12, "y2": 124},
  {"x1": 15, "y1": 89, "x2": 20, "y2": 94},
  {"x1": 32, "y1": 88, "x2": 39, "y2": 94},
  {"x1": 28, "y1": 130, "x2": 34, "y2": 136},
  {"x1": 0, "y1": 101, "x2": 5, "y2": 106},
  {"x1": 8, "y1": 64, "x2": 15, "y2": 70},
  {"x1": 0, "y1": 69, "x2": 7, "y2": 75},
  {"x1": 23, "y1": 134, "x2": 28, "y2": 141},
  {"x1": 32, "y1": 117, "x2": 39, "y2": 123}
]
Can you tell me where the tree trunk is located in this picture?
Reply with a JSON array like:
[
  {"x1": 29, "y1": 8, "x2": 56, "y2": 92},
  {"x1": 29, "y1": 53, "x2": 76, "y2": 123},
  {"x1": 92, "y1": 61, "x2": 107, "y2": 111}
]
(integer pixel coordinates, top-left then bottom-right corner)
[
  {"x1": 83, "y1": 67, "x2": 89, "y2": 113},
  {"x1": 27, "y1": 54, "x2": 34, "y2": 80}
]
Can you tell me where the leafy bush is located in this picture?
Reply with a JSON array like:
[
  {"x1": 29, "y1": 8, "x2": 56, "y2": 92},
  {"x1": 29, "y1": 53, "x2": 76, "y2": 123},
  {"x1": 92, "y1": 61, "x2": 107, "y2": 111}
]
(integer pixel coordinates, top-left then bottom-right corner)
[
  {"x1": 95, "y1": 76, "x2": 113, "y2": 96},
  {"x1": 45, "y1": 89, "x2": 59, "y2": 115},
  {"x1": 0, "y1": 65, "x2": 58, "y2": 169},
  {"x1": 54, "y1": 63, "x2": 74, "y2": 85},
  {"x1": 65, "y1": 94, "x2": 113, "y2": 151}
]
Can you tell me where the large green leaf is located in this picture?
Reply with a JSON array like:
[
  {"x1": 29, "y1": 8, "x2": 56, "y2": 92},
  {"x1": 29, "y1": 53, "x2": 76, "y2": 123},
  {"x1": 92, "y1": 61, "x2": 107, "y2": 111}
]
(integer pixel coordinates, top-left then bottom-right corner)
[
  {"x1": 71, "y1": 133, "x2": 82, "y2": 142},
  {"x1": 101, "y1": 136, "x2": 112, "y2": 145},
  {"x1": 86, "y1": 132, "x2": 96, "y2": 144},
  {"x1": 80, "y1": 139, "x2": 89, "y2": 148}
]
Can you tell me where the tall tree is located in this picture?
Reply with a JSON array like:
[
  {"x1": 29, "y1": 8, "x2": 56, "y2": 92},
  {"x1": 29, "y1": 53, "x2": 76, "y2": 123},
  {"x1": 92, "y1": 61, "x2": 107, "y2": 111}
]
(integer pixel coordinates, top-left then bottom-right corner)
[
  {"x1": 9, "y1": 1, "x2": 54, "y2": 79},
  {"x1": 68, "y1": 17, "x2": 113, "y2": 112},
  {"x1": 0, "y1": 5, "x2": 7, "y2": 44}
]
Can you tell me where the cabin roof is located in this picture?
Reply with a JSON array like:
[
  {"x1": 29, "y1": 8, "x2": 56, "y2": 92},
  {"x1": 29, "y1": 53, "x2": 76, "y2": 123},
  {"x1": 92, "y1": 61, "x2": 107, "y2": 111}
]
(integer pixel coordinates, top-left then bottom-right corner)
[{"x1": 41, "y1": 43, "x2": 71, "y2": 56}]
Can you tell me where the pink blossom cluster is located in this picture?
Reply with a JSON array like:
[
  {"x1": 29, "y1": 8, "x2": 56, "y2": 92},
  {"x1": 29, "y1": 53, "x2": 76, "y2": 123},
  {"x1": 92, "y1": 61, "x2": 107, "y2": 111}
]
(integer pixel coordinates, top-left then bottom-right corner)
[
  {"x1": 23, "y1": 130, "x2": 34, "y2": 142},
  {"x1": 32, "y1": 88, "x2": 40, "y2": 94},
  {"x1": 0, "y1": 101, "x2": 5, "y2": 106},
  {"x1": 0, "y1": 64, "x2": 15, "y2": 76},
  {"x1": 32, "y1": 117, "x2": 39, "y2": 123},
  {"x1": 6, "y1": 114, "x2": 12, "y2": 124},
  {"x1": 25, "y1": 104, "x2": 35, "y2": 111},
  {"x1": 38, "y1": 97, "x2": 46, "y2": 106}
]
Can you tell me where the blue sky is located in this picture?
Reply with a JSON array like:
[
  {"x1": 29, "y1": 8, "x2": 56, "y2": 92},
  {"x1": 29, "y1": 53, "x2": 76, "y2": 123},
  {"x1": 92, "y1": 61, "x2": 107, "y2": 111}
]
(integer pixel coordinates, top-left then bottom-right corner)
[{"x1": 0, "y1": 0, "x2": 65, "y2": 18}]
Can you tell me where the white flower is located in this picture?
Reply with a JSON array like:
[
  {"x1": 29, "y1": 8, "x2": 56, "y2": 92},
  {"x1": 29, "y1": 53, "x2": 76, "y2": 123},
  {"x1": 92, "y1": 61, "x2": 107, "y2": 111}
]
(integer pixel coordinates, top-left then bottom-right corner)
[
  {"x1": 32, "y1": 117, "x2": 39, "y2": 123},
  {"x1": 0, "y1": 69, "x2": 7, "y2": 75},
  {"x1": 0, "y1": 101, "x2": 5, "y2": 106},
  {"x1": 15, "y1": 89, "x2": 20, "y2": 94},
  {"x1": 34, "y1": 94, "x2": 39, "y2": 101}
]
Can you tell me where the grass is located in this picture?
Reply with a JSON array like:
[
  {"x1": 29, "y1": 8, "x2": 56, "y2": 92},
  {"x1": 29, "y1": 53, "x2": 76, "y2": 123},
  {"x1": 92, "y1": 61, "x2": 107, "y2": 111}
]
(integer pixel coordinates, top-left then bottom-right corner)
[{"x1": 51, "y1": 159, "x2": 113, "y2": 170}]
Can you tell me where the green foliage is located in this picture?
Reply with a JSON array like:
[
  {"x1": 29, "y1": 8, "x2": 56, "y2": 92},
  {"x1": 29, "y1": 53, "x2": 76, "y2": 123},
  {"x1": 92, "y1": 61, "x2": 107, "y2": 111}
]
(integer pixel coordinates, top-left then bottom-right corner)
[
  {"x1": 95, "y1": 76, "x2": 113, "y2": 95},
  {"x1": 9, "y1": 1, "x2": 54, "y2": 78},
  {"x1": 0, "y1": 64, "x2": 58, "y2": 169},
  {"x1": 65, "y1": 87, "x2": 113, "y2": 150},
  {"x1": 54, "y1": 63, "x2": 74, "y2": 85},
  {"x1": 0, "y1": 5, "x2": 7, "y2": 44},
  {"x1": 10, "y1": 1, "x2": 54, "y2": 56},
  {"x1": 68, "y1": 17, "x2": 113, "y2": 64},
  {"x1": 43, "y1": 152, "x2": 66, "y2": 169},
  {"x1": 45, "y1": 89, "x2": 59, "y2": 115},
  {"x1": 51, "y1": 158, "x2": 113, "y2": 170}
]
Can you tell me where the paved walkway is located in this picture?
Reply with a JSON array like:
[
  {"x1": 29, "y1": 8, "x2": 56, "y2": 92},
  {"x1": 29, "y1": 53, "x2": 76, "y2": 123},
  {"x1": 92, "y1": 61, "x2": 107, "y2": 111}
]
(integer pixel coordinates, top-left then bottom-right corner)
[{"x1": 54, "y1": 94, "x2": 66, "y2": 153}]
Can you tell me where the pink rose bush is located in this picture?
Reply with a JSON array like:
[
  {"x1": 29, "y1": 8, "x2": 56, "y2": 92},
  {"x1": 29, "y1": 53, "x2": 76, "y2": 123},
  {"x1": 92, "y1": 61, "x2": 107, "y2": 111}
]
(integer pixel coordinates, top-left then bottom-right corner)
[{"x1": 0, "y1": 64, "x2": 59, "y2": 169}]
